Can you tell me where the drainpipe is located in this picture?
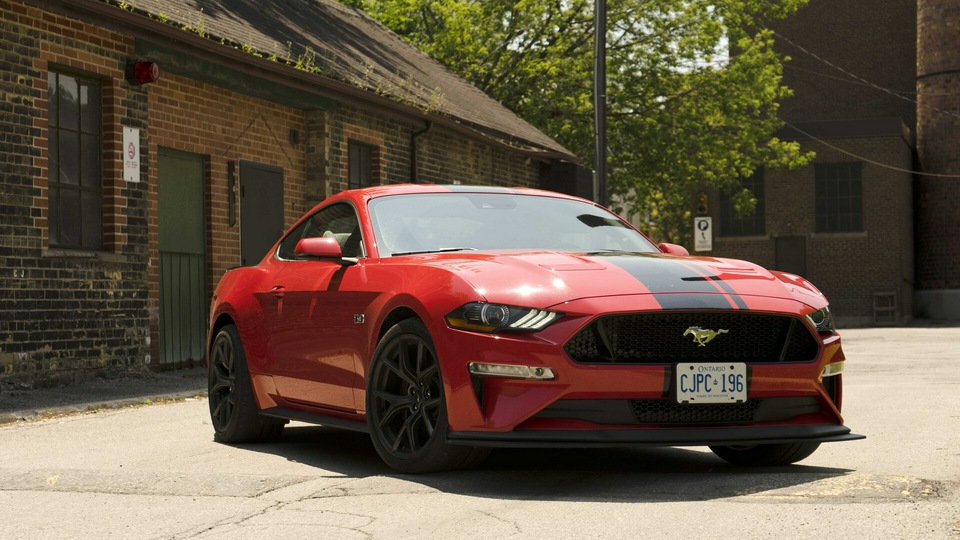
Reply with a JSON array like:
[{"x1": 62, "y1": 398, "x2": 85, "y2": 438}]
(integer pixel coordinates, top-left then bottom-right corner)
[{"x1": 410, "y1": 121, "x2": 433, "y2": 183}]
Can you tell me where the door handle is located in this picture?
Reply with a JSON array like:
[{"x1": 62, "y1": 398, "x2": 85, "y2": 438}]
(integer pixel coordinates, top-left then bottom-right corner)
[{"x1": 270, "y1": 285, "x2": 285, "y2": 299}]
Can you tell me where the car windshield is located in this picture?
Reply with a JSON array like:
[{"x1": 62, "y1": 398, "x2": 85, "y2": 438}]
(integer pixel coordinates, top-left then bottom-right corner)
[{"x1": 368, "y1": 192, "x2": 658, "y2": 257}]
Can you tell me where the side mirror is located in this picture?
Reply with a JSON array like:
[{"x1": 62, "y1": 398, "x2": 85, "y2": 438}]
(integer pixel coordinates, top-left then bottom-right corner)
[
  {"x1": 658, "y1": 242, "x2": 689, "y2": 256},
  {"x1": 295, "y1": 237, "x2": 343, "y2": 259}
]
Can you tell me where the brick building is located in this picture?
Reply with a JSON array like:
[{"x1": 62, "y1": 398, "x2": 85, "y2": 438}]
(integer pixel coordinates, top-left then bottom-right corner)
[
  {"x1": 0, "y1": 0, "x2": 578, "y2": 387},
  {"x1": 916, "y1": 0, "x2": 960, "y2": 318},
  {"x1": 703, "y1": 0, "x2": 959, "y2": 326}
]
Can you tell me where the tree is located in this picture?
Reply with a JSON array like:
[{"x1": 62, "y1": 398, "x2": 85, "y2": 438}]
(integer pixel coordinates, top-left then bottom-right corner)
[{"x1": 344, "y1": 0, "x2": 812, "y2": 244}]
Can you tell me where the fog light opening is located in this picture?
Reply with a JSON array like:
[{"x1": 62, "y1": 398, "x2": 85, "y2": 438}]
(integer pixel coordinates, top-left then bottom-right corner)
[
  {"x1": 821, "y1": 361, "x2": 844, "y2": 378},
  {"x1": 467, "y1": 362, "x2": 555, "y2": 380}
]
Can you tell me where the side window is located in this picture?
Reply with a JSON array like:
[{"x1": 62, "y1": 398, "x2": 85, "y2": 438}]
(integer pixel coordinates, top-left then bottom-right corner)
[
  {"x1": 48, "y1": 70, "x2": 102, "y2": 249},
  {"x1": 277, "y1": 203, "x2": 364, "y2": 260},
  {"x1": 348, "y1": 141, "x2": 374, "y2": 190}
]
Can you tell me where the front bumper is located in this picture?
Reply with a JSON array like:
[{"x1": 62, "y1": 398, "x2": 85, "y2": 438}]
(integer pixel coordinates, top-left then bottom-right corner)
[
  {"x1": 448, "y1": 424, "x2": 865, "y2": 448},
  {"x1": 430, "y1": 298, "x2": 857, "y2": 446}
]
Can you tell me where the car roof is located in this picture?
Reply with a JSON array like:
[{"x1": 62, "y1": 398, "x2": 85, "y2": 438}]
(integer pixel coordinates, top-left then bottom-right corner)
[{"x1": 328, "y1": 184, "x2": 593, "y2": 206}]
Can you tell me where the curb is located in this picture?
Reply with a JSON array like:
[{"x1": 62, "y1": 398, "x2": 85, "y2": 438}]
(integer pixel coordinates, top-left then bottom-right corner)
[{"x1": 0, "y1": 389, "x2": 206, "y2": 426}]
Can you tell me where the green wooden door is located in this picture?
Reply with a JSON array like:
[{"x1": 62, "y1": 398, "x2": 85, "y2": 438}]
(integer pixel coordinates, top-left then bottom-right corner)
[
  {"x1": 240, "y1": 161, "x2": 284, "y2": 265},
  {"x1": 158, "y1": 149, "x2": 206, "y2": 368}
]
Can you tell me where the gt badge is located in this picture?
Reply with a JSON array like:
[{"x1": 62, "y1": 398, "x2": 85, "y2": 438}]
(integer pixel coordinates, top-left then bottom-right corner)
[
  {"x1": 683, "y1": 326, "x2": 728, "y2": 347},
  {"x1": 354, "y1": 314, "x2": 365, "y2": 324}
]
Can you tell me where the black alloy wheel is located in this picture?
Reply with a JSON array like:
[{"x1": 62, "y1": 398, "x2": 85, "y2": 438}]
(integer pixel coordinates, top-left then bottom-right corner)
[
  {"x1": 208, "y1": 324, "x2": 284, "y2": 443},
  {"x1": 367, "y1": 319, "x2": 488, "y2": 473}
]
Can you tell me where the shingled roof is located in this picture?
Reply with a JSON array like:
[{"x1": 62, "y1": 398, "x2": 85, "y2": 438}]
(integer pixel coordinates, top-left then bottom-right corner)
[{"x1": 102, "y1": 0, "x2": 574, "y2": 158}]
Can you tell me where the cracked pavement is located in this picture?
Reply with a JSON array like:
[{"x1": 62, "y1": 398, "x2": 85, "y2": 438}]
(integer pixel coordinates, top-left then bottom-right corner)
[{"x1": 0, "y1": 327, "x2": 958, "y2": 539}]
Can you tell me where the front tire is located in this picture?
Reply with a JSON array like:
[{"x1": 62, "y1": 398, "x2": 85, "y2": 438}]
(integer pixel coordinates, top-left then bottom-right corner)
[
  {"x1": 367, "y1": 319, "x2": 489, "y2": 473},
  {"x1": 208, "y1": 324, "x2": 284, "y2": 443},
  {"x1": 709, "y1": 442, "x2": 821, "y2": 466}
]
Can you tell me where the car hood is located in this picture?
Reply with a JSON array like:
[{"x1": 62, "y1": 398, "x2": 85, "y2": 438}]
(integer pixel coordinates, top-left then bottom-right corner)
[{"x1": 414, "y1": 250, "x2": 826, "y2": 310}]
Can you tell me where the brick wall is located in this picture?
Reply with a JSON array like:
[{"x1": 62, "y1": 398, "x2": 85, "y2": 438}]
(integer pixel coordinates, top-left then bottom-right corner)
[
  {"x1": 0, "y1": 1, "x2": 549, "y2": 387},
  {"x1": 916, "y1": 0, "x2": 960, "y2": 290},
  {"x1": 732, "y1": 0, "x2": 923, "y2": 325},
  {"x1": 415, "y1": 130, "x2": 540, "y2": 188},
  {"x1": 321, "y1": 103, "x2": 540, "y2": 199},
  {"x1": 0, "y1": 1, "x2": 151, "y2": 386},
  {"x1": 773, "y1": 0, "x2": 917, "y2": 127},
  {"x1": 712, "y1": 136, "x2": 914, "y2": 326},
  {"x1": 145, "y1": 73, "x2": 308, "y2": 364}
]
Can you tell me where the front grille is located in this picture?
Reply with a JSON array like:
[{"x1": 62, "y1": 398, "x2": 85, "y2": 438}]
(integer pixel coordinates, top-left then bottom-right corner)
[
  {"x1": 564, "y1": 312, "x2": 819, "y2": 364},
  {"x1": 633, "y1": 399, "x2": 761, "y2": 424},
  {"x1": 531, "y1": 397, "x2": 821, "y2": 426}
]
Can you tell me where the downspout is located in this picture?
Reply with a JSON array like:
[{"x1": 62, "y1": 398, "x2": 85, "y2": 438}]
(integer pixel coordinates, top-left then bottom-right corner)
[{"x1": 410, "y1": 121, "x2": 433, "y2": 183}]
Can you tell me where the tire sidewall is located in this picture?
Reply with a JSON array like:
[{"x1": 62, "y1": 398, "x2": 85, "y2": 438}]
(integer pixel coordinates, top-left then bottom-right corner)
[
  {"x1": 366, "y1": 319, "x2": 451, "y2": 472},
  {"x1": 208, "y1": 324, "x2": 261, "y2": 442}
]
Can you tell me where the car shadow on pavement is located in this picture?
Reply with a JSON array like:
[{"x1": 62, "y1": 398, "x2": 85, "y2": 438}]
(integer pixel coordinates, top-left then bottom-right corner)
[{"x1": 238, "y1": 424, "x2": 854, "y2": 504}]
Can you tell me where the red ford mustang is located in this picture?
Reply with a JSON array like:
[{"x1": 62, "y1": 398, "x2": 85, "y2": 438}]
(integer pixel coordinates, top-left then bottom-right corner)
[{"x1": 207, "y1": 184, "x2": 863, "y2": 472}]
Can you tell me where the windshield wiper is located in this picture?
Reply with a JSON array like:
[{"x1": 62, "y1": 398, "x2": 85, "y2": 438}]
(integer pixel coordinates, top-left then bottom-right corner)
[{"x1": 391, "y1": 247, "x2": 477, "y2": 257}]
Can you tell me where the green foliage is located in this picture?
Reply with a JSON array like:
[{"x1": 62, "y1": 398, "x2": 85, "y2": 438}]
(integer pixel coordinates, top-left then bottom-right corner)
[{"x1": 348, "y1": 0, "x2": 813, "y2": 244}]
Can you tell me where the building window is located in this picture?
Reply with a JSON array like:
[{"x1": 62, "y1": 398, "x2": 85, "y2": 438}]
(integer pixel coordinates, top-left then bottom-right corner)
[
  {"x1": 48, "y1": 71, "x2": 102, "y2": 249},
  {"x1": 348, "y1": 141, "x2": 374, "y2": 190},
  {"x1": 720, "y1": 170, "x2": 765, "y2": 237},
  {"x1": 815, "y1": 163, "x2": 862, "y2": 233}
]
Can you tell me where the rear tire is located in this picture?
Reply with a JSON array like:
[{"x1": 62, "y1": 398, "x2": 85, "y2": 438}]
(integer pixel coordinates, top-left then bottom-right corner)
[
  {"x1": 367, "y1": 319, "x2": 489, "y2": 473},
  {"x1": 709, "y1": 442, "x2": 821, "y2": 466},
  {"x1": 208, "y1": 324, "x2": 284, "y2": 443}
]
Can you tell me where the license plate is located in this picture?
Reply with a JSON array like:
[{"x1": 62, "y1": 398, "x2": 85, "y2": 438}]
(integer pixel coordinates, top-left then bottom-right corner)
[{"x1": 675, "y1": 362, "x2": 747, "y2": 404}]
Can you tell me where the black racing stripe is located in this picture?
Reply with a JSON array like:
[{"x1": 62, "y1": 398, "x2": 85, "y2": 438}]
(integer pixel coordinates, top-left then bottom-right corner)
[
  {"x1": 601, "y1": 254, "x2": 748, "y2": 310},
  {"x1": 654, "y1": 293, "x2": 734, "y2": 310},
  {"x1": 674, "y1": 261, "x2": 750, "y2": 310},
  {"x1": 602, "y1": 255, "x2": 718, "y2": 294},
  {"x1": 708, "y1": 276, "x2": 749, "y2": 310}
]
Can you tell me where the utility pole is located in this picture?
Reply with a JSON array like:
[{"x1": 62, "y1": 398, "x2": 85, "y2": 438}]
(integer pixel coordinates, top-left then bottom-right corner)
[{"x1": 593, "y1": 0, "x2": 607, "y2": 205}]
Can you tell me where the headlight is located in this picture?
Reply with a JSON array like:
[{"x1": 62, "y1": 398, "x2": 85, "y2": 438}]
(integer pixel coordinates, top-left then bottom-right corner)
[
  {"x1": 446, "y1": 302, "x2": 561, "y2": 333},
  {"x1": 806, "y1": 306, "x2": 835, "y2": 334}
]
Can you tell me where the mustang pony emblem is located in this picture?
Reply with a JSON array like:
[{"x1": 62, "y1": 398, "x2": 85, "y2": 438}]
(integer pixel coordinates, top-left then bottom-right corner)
[{"x1": 683, "y1": 326, "x2": 729, "y2": 347}]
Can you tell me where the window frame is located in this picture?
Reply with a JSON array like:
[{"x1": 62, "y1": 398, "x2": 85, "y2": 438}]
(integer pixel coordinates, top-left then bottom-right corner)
[
  {"x1": 47, "y1": 69, "x2": 104, "y2": 250},
  {"x1": 276, "y1": 202, "x2": 365, "y2": 261},
  {"x1": 347, "y1": 140, "x2": 375, "y2": 190},
  {"x1": 815, "y1": 162, "x2": 863, "y2": 234}
]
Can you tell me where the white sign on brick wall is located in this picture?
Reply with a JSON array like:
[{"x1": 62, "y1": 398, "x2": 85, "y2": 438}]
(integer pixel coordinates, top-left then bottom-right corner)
[{"x1": 123, "y1": 127, "x2": 140, "y2": 183}]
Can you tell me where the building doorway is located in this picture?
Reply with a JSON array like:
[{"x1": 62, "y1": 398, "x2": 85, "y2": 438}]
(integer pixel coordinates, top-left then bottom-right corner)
[
  {"x1": 775, "y1": 236, "x2": 807, "y2": 277},
  {"x1": 158, "y1": 148, "x2": 207, "y2": 367},
  {"x1": 239, "y1": 161, "x2": 284, "y2": 265}
]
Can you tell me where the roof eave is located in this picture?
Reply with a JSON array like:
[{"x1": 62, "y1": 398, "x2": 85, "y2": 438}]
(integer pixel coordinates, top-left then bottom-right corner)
[{"x1": 39, "y1": 0, "x2": 578, "y2": 162}]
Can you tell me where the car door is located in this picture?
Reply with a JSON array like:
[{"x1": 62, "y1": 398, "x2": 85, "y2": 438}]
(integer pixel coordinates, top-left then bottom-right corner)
[{"x1": 264, "y1": 202, "x2": 372, "y2": 412}]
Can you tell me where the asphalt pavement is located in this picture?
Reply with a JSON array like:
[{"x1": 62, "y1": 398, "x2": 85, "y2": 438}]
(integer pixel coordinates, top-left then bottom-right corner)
[
  {"x1": 1, "y1": 319, "x2": 956, "y2": 426},
  {"x1": 2, "y1": 324, "x2": 959, "y2": 539}
]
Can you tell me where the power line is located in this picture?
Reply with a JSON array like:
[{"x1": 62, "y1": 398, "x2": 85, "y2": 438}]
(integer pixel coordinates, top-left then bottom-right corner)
[
  {"x1": 784, "y1": 121, "x2": 960, "y2": 178},
  {"x1": 773, "y1": 30, "x2": 960, "y2": 121},
  {"x1": 783, "y1": 64, "x2": 911, "y2": 95},
  {"x1": 784, "y1": 64, "x2": 960, "y2": 97}
]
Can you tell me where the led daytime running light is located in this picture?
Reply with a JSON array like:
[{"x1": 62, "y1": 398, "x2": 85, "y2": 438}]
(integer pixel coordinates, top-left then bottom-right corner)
[
  {"x1": 468, "y1": 362, "x2": 555, "y2": 380},
  {"x1": 511, "y1": 309, "x2": 558, "y2": 329}
]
